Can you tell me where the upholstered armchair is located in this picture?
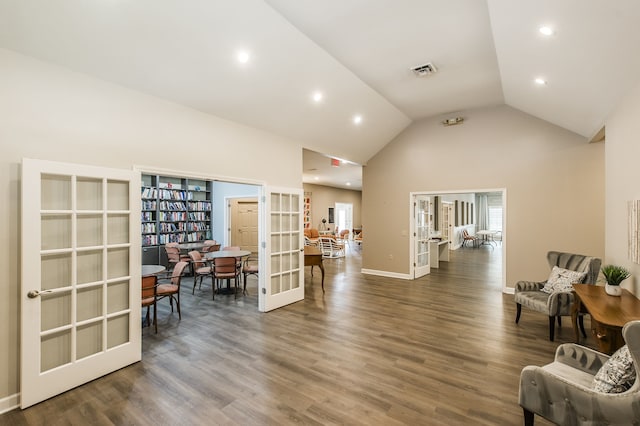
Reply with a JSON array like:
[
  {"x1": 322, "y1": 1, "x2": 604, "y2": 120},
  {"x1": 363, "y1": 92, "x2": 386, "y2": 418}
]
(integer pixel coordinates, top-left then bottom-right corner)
[
  {"x1": 519, "y1": 320, "x2": 640, "y2": 425},
  {"x1": 515, "y1": 251, "x2": 601, "y2": 341}
]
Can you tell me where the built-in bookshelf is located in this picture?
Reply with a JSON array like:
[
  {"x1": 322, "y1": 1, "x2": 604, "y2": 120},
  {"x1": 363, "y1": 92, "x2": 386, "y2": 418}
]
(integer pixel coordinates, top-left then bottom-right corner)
[
  {"x1": 304, "y1": 192, "x2": 312, "y2": 229},
  {"x1": 141, "y1": 174, "x2": 213, "y2": 247}
]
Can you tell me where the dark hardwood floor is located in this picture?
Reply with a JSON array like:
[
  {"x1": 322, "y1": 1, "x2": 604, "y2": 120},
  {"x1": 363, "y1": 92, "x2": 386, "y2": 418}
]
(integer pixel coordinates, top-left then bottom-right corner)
[{"x1": 3, "y1": 244, "x2": 592, "y2": 425}]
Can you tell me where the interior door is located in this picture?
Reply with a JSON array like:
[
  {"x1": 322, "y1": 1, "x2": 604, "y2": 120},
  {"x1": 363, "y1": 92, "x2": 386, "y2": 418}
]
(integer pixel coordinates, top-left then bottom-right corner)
[
  {"x1": 413, "y1": 195, "x2": 431, "y2": 278},
  {"x1": 260, "y1": 187, "x2": 304, "y2": 312},
  {"x1": 442, "y1": 201, "x2": 453, "y2": 244},
  {"x1": 231, "y1": 198, "x2": 258, "y2": 252},
  {"x1": 21, "y1": 158, "x2": 141, "y2": 408}
]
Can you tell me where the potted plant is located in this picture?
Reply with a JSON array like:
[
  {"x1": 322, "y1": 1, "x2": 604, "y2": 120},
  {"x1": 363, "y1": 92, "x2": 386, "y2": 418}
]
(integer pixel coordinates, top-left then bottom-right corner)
[{"x1": 601, "y1": 265, "x2": 631, "y2": 296}]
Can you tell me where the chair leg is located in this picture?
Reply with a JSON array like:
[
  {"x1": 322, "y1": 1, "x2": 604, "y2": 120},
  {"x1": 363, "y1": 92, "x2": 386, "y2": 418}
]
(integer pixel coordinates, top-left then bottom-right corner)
[
  {"x1": 557, "y1": 316, "x2": 562, "y2": 326},
  {"x1": 153, "y1": 302, "x2": 157, "y2": 334},
  {"x1": 175, "y1": 292, "x2": 181, "y2": 320},
  {"x1": 548, "y1": 316, "x2": 555, "y2": 341},
  {"x1": 523, "y1": 408, "x2": 535, "y2": 426},
  {"x1": 515, "y1": 303, "x2": 522, "y2": 323},
  {"x1": 578, "y1": 315, "x2": 586, "y2": 338}
]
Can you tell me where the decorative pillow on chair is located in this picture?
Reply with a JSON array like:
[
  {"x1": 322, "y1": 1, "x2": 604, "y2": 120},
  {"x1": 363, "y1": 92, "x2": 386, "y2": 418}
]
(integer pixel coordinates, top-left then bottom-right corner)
[
  {"x1": 540, "y1": 266, "x2": 587, "y2": 293},
  {"x1": 593, "y1": 345, "x2": 636, "y2": 393}
]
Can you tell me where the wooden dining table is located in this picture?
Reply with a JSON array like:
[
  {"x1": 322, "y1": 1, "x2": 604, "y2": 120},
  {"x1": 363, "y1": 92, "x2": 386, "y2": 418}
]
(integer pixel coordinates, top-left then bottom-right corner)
[
  {"x1": 142, "y1": 264, "x2": 166, "y2": 277},
  {"x1": 304, "y1": 245, "x2": 325, "y2": 292}
]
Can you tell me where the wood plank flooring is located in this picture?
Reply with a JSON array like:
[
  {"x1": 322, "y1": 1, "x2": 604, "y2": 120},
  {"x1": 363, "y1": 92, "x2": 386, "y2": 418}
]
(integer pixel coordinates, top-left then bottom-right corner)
[{"x1": 3, "y1": 245, "x2": 594, "y2": 425}]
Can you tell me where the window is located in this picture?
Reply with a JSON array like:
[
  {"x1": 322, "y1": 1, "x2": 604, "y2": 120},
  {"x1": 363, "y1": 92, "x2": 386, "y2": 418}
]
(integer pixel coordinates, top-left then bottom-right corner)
[
  {"x1": 488, "y1": 206, "x2": 503, "y2": 231},
  {"x1": 334, "y1": 203, "x2": 353, "y2": 233}
]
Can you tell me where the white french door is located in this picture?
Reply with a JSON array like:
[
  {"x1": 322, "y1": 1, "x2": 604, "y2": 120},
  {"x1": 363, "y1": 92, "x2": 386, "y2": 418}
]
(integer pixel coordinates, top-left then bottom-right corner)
[
  {"x1": 259, "y1": 186, "x2": 304, "y2": 312},
  {"x1": 413, "y1": 195, "x2": 431, "y2": 279},
  {"x1": 21, "y1": 158, "x2": 141, "y2": 408}
]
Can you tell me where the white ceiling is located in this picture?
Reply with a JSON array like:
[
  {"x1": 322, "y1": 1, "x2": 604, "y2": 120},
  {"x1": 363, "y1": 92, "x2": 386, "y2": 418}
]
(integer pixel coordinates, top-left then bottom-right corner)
[{"x1": 2, "y1": 1, "x2": 640, "y2": 190}]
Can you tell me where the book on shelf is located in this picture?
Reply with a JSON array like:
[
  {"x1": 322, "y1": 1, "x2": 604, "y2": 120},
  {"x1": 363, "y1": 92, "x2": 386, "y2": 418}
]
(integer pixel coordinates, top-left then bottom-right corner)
[{"x1": 141, "y1": 187, "x2": 158, "y2": 199}]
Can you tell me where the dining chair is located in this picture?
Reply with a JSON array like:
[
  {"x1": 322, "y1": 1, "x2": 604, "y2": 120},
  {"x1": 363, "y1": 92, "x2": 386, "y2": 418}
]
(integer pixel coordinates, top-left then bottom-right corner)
[
  {"x1": 213, "y1": 256, "x2": 242, "y2": 299},
  {"x1": 461, "y1": 229, "x2": 478, "y2": 248},
  {"x1": 188, "y1": 250, "x2": 213, "y2": 298},
  {"x1": 156, "y1": 261, "x2": 188, "y2": 320},
  {"x1": 164, "y1": 242, "x2": 190, "y2": 271},
  {"x1": 242, "y1": 254, "x2": 259, "y2": 295},
  {"x1": 318, "y1": 237, "x2": 345, "y2": 258},
  {"x1": 200, "y1": 240, "x2": 220, "y2": 254},
  {"x1": 141, "y1": 275, "x2": 158, "y2": 333},
  {"x1": 336, "y1": 229, "x2": 350, "y2": 248}
]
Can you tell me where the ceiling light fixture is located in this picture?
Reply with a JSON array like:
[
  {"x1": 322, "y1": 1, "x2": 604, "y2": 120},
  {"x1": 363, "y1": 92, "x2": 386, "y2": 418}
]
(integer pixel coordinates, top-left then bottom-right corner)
[
  {"x1": 442, "y1": 117, "x2": 464, "y2": 126},
  {"x1": 312, "y1": 91, "x2": 323, "y2": 103},
  {"x1": 314, "y1": 176, "x2": 319, "y2": 181},
  {"x1": 236, "y1": 50, "x2": 250, "y2": 64},
  {"x1": 535, "y1": 77, "x2": 547, "y2": 85},
  {"x1": 539, "y1": 26, "x2": 554, "y2": 36},
  {"x1": 353, "y1": 115, "x2": 363, "y2": 125},
  {"x1": 346, "y1": 182, "x2": 351, "y2": 186}
]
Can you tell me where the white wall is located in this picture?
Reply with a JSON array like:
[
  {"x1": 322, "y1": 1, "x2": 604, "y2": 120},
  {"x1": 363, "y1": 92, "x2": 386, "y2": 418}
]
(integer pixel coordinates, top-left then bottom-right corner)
[
  {"x1": 0, "y1": 49, "x2": 303, "y2": 404},
  {"x1": 363, "y1": 105, "x2": 605, "y2": 285},
  {"x1": 212, "y1": 181, "x2": 260, "y2": 245},
  {"x1": 605, "y1": 79, "x2": 640, "y2": 296}
]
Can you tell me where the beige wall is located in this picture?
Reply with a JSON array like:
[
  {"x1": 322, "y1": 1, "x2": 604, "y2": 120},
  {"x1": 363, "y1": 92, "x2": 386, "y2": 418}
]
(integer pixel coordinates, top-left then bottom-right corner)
[
  {"x1": 303, "y1": 183, "x2": 362, "y2": 231},
  {"x1": 605, "y1": 79, "x2": 640, "y2": 296},
  {"x1": 0, "y1": 49, "x2": 303, "y2": 403},
  {"x1": 363, "y1": 105, "x2": 605, "y2": 282}
]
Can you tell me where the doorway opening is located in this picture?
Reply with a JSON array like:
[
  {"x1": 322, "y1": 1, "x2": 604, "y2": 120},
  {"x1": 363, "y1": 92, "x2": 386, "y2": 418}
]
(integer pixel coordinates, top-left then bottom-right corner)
[
  {"x1": 410, "y1": 189, "x2": 507, "y2": 291},
  {"x1": 334, "y1": 202, "x2": 353, "y2": 235}
]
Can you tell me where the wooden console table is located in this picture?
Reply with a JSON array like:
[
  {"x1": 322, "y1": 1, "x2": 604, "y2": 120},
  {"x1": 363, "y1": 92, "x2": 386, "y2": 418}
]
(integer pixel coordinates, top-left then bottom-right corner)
[
  {"x1": 572, "y1": 283, "x2": 640, "y2": 354},
  {"x1": 304, "y1": 245, "x2": 324, "y2": 292}
]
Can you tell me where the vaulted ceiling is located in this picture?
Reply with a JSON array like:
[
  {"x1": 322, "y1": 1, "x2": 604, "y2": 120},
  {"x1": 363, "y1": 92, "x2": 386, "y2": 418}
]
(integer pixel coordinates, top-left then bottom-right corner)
[{"x1": 2, "y1": 1, "x2": 639, "y2": 189}]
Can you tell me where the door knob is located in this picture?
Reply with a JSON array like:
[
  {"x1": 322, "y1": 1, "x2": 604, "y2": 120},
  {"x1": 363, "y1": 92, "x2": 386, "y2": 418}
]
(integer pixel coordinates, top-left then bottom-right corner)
[{"x1": 27, "y1": 289, "x2": 53, "y2": 298}]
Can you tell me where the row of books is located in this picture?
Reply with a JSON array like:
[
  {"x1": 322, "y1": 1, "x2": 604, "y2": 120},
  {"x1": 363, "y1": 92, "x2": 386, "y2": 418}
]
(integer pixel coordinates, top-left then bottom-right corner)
[
  {"x1": 187, "y1": 222, "x2": 210, "y2": 231},
  {"x1": 141, "y1": 212, "x2": 154, "y2": 221},
  {"x1": 188, "y1": 212, "x2": 209, "y2": 221},
  {"x1": 159, "y1": 212, "x2": 187, "y2": 221},
  {"x1": 159, "y1": 201, "x2": 187, "y2": 211},
  {"x1": 188, "y1": 201, "x2": 212, "y2": 211},
  {"x1": 142, "y1": 187, "x2": 209, "y2": 201},
  {"x1": 141, "y1": 223, "x2": 156, "y2": 234},
  {"x1": 142, "y1": 232, "x2": 213, "y2": 246},
  {"x1": 142, "y1": 201, "x2": 157, "y2": 210},
  {"x1": 160, "y1": 222, "x2": 186, "y2": 232},
  {"x1": 142, "y1": 235, "x2": 159, "y2": 246}
]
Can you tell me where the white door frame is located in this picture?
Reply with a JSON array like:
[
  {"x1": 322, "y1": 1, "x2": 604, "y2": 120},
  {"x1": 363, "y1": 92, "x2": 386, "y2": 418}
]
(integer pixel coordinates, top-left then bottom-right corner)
[
  {"x1": 225, "y1": 196, "x2": 258, "y2": 248},
  {"x1": 409, "y1": 188, "x2": 508, "y2": 292}
]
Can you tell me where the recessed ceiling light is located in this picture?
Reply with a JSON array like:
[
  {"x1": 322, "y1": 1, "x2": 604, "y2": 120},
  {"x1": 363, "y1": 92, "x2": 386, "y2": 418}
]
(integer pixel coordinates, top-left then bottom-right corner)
[
  {"x1": 539, "y1": 26, "x2": 554, "y2": 36},
  {"x1": 314, "y1": 176, "x2": 319, "y2": 181},
  {"x1": 312, "y1": 91, "x2": 323, "y2": 103},
  {"x1": 535, "y1": 77, "x2": 547, "y2": 85},
  {"x1": 346, "y1": 182, "x2": 351, "y2": 186},
  {"x1": 353, "y1": 115, "x2": 363, "y2": 125},
  {"x1": 236, "y1": 50, "x2": 250, "y2": 64}
]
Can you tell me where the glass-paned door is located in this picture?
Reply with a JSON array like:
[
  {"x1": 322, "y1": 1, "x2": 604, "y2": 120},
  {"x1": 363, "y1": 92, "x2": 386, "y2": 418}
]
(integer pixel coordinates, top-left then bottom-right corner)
[
  {"x1": 260, "y1": 186, "x2": 304, "y2": 312},
  {"x1": 21, "y1": 159, "x2": 141, "y2": 408},
  {"x1": 413, "y1": 195, "x2": 431, "y2": 279},
  {"x1": 442, "y1": 201, "x2": 453, "y2": 244}
]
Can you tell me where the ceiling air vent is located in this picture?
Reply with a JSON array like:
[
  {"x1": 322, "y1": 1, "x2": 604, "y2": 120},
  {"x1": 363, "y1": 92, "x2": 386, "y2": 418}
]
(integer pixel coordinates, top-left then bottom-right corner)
[{"x1": 411, "y1": 62, "x2": 437, "y2": 77}]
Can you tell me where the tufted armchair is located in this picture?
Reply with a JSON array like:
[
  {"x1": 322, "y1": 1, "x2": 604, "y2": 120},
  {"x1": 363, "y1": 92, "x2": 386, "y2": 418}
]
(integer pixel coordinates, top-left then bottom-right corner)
[
  {"x1": 515, "y1": 251, "x2": 601, "y2": 341},
  {"x1": 519, "y1": 320, "x2": 640, "y2": 425}
]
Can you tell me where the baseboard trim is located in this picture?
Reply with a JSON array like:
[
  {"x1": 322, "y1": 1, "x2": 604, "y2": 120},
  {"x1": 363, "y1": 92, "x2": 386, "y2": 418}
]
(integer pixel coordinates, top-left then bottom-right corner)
[
  {"x1": 361, "y1": 269, "x2": 412, "y2": 280},
  {"x1": 0, "y1": 392, "x2": 20, "y2": 414}
]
